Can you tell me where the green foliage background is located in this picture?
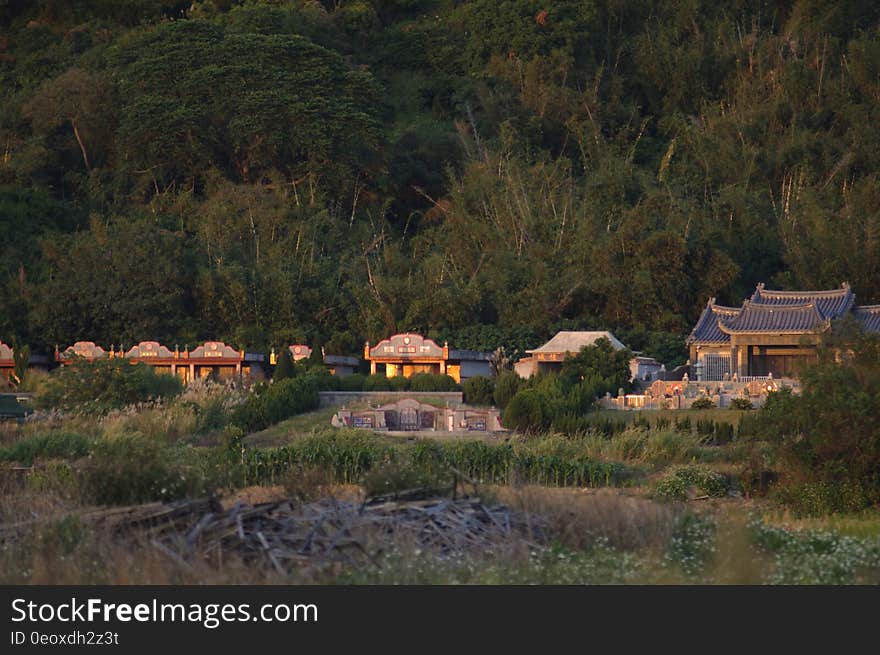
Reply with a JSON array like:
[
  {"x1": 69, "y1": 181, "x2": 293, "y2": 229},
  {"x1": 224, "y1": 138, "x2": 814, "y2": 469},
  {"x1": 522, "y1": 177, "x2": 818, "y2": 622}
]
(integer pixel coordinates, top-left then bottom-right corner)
[{"x1": 2, "y1": 1, "x2": 879, "y2": 363}]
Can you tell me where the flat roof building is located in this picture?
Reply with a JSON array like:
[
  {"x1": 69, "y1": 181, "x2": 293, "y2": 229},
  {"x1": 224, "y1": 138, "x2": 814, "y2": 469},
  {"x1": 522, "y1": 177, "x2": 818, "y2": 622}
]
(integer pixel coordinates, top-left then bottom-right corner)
[
  {"x1": 364, "y1": 333, "x2": 490, "y2": 383},
  {"x1": 56, "y1": 340, "x2": 266, "y2": 383}
]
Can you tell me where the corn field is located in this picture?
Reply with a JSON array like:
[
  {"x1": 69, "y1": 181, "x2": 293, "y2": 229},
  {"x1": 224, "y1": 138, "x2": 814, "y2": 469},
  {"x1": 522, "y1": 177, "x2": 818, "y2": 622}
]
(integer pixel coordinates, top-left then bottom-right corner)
[{"x1": 239, "y1": 435, "x2": 628, "y2": 489}]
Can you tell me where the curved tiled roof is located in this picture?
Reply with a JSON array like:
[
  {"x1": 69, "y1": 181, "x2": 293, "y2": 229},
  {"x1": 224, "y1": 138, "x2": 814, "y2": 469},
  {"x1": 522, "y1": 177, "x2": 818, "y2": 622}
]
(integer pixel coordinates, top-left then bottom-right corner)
[
  {"x1": 750, "y1": 282, "x2": 854, "y2": 319},
  {"x1": 689, "y1": 283, "x2": 878, "y2": 345},
  {"x1": 853, "y1": 305, "x2": 880, "y2": 333},
  {"x1": 718, "y1": 301, "x2": 829, "y2": 334},
  {"x1": 686, "y1": 300, "x2": 741, "y2": 344}
]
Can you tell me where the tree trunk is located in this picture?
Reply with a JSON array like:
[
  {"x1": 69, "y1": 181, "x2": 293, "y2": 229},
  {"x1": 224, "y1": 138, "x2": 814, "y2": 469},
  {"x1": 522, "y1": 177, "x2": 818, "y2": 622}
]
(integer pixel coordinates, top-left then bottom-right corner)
[{"x1": 71, "y1": 118, "x2": 91, "y2": 171}]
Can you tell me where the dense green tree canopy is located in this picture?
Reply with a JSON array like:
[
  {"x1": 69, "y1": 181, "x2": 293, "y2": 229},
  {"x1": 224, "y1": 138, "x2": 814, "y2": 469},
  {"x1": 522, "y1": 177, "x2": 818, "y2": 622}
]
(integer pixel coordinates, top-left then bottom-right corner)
[{"x1": 1, "y1": 1, "x2": 878, "y2": 363}]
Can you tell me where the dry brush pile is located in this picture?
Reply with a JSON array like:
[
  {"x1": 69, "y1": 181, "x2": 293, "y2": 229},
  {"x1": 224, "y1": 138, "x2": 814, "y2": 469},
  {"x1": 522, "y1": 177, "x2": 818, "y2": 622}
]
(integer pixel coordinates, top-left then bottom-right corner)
[{"x1": 0, "y1": 492, "x2": 547, "y2": 578}]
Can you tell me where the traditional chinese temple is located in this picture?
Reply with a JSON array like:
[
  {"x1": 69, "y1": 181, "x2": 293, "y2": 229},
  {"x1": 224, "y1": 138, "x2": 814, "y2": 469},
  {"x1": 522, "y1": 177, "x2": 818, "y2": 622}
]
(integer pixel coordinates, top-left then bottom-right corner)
[
  {"x1": 687, "y1": 282, "x2": 880, "y2": 380},
  {"x1": 56, "y1": 340, "x2": 266, "y2": 382},
  {"x1": 364, "y1": 333, "x2": 490, "y2": 383}
]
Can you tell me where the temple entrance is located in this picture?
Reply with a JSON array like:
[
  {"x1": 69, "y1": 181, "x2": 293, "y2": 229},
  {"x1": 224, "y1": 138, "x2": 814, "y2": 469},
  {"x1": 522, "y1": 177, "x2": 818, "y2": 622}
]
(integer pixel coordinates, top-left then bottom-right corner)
[
  {"x1": 399, "y1": 407, "x2": 419, "y2": 431},
  {"x1": 748, "y1": 347, "x2": 817, "y2": 378}
]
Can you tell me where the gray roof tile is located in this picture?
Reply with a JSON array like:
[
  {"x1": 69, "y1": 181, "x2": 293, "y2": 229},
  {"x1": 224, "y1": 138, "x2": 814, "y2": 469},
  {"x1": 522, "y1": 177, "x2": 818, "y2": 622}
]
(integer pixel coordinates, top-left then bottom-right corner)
[
  {"x1": 853, "y1": 305, "x2": 880, "y2": 333},
  {"x1": 718, "y1": 301, "x2": 828, "y2": 334},
  {"x1": 750, "y1": 282, "x2": 854, "y2": 319},
  {"x1": 686, "y1": 301, "x2": 740, "y2": 344},
  {"x1": 688, "y1": 283, "x2": 875, "y2": 344}
]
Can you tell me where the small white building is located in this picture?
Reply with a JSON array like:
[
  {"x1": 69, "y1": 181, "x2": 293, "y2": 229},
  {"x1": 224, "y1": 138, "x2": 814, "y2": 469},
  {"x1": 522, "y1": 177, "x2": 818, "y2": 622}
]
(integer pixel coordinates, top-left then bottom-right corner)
[
  {"x1": 515, "y1": 331, "x2": 662, "y2": 382},
  {"x1": 629, "y1": 355, "x2": 664, "y2": 382}
]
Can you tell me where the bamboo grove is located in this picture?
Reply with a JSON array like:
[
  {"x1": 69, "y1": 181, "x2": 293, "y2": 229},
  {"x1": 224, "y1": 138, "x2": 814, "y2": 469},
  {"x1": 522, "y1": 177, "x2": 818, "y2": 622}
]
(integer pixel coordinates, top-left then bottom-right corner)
[{"x1": 2, "y1": 1, "x2": 879, "y2": 362}]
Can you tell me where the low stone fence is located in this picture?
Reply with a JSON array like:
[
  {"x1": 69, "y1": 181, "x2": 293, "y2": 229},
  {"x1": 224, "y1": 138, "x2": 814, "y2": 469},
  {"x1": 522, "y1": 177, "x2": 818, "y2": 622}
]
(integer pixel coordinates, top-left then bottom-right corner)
[
  {"x1": 600, "y1": 377, "x2": 801, "y2": 410},
  {"x1": 318, "y1": 391, "x2": 464, "y2": 408}
]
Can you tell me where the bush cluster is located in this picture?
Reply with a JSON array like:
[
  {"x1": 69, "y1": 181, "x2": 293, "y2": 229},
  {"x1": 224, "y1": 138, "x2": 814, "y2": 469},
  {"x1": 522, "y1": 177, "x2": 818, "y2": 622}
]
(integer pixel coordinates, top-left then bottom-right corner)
[
  {"x1": 344, "y1": 373, "x2": 460, "y2": 392},
  {"x1": 689, "y1": 396, "x2": 715, "y2": 410},
  {"x1": 729, "y1": 397, "x2": 754, "y2": 410},
  {"x1": 500, "y1": 338, "x2": 633, "y2": 432},
  {"x1": 231, "y1": 374, "x2": 329, "y2": 432},
  {"x1": 462, "y1": 375, "x2": 494, "y2": 405},
  {"x1": 0, "y1": 431, "x2": 92, "y2": 466},
  {"x1": 654, "y1": 465, "x2": 729, "y2": 501},
  {"x1": 751, "y1": 521, "x2": 880, "y2": 584},
  {"x1": 738, "y1": 334, "x2": 880, "y2": 514},
  {"x1": 37, "y1": 359, "x2": 183, "y2": 412},
  {"x1": 80, "y1": 434, "x2": 216, "y2": 505}
]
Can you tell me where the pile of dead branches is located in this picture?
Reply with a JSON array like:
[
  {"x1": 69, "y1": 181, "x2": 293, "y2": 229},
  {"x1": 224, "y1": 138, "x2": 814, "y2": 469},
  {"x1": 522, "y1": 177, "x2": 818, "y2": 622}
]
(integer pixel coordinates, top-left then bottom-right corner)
[{"x1": 2, "y1": 493, "x2": 547, "y2": 575}]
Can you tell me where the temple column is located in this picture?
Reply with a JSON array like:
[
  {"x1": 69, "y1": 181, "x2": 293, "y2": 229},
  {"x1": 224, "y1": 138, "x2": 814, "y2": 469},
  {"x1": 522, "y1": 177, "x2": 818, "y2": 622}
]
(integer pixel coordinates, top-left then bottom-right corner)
[
  {"x1": 736, "y1": 345, "x2": 748, "y2": 378},
  {"x1": 370, "y1": 360, "x2": 377, "y2": 375}
]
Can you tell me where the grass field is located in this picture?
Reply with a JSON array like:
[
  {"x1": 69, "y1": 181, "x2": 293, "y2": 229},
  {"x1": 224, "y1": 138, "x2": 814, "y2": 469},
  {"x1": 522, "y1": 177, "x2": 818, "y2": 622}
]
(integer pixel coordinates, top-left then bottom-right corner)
[
  {"x1": 243, "y1": 407, "x2": 340, "y2": 447},
  {"x1": 0, "y1": 385, "x2": 877, "y2": 585},
  {"x1": 590, "y1": 408, "x2": 748, "y2": 427}
]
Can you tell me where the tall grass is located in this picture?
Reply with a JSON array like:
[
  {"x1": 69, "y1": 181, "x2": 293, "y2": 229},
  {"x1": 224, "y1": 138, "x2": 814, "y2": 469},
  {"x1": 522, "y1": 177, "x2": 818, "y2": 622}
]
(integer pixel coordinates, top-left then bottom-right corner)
[
  {"x1": 238, "y1": 432, "x2": 629, "y2": 489},
  {"x1": 0, "y1": 431, "x2": 92, "y2": 466},
  {"x1": 527, "y1": 428, "x2": 721, "y2": 469}
]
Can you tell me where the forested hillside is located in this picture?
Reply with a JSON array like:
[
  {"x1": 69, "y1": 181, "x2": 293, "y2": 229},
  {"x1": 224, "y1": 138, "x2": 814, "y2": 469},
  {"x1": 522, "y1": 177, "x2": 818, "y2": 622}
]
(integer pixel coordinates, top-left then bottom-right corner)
[{"x1": 2, "y1": 0, "x2": 879, "y2": 365}]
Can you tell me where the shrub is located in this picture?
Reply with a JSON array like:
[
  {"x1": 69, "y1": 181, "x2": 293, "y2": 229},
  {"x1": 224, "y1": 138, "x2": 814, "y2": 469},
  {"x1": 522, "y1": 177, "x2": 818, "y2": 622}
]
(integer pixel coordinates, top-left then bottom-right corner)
[
  {"x1": 195, "y1": 394, "x2": 231, "y2": 433},
  {"x1": 461, "y1": 375, "x2": 495, "y2": 405},
  {"x1": 730, "y1": 397, "x2": 754, "y2": 410},
  {"x1": 0, "y1": 431, "x2": 92, "y2": 466},
  {"x1": 773, "y1": 480, "x2": 875, "y2": 517},
  {"x1": 388, "y1": 375, "x2": 410, "y2": 391},
  {"x1": 26, "y1": 461, "x2": 80, "y2": 499},
  {"x1": 363, "y1": 374, "x2": 392, "y2": 391},
  {"x1": 690, "y1": 396, "x2": 715, "y2": 410},
  {"x1": 339, "y1": 373, "x2": 366, "y2": 391},
  {"x1": 739, "y1": 335, "x2": 880, "y2": 511},
  {"x1": 558, "y1": 338, "x2": 633, "y2": 397},
  {"x1": 408, "y1": 373, "x2": 458, "y2": 391},
  {"x1": 493, "y1": 370, "x2": 522, "y2": 410},
  {"x1": 81, "y1": 434, "x2": 214, "y2": 504},
  {"x1": 654, "y1": 465, "x2": 728, "y2": 500},
  {"x1": 272, "y1": 349, "x2": 296, "y2": 381},
  {"x1": 751, "y1": 521, "x2": 880, "y2": 584},
  {"x1": 280, "y1": 464, "x2": 334, "y2": 502},
  {"x1": 231, "y1": 375, "x2": 321, "y2": 432},
  {"x1": 503, "y1": 388, "x2": 549, "y2": 432},
  {"x1": 38, "y1": 359, "x2": 183, "y2": 411}
]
